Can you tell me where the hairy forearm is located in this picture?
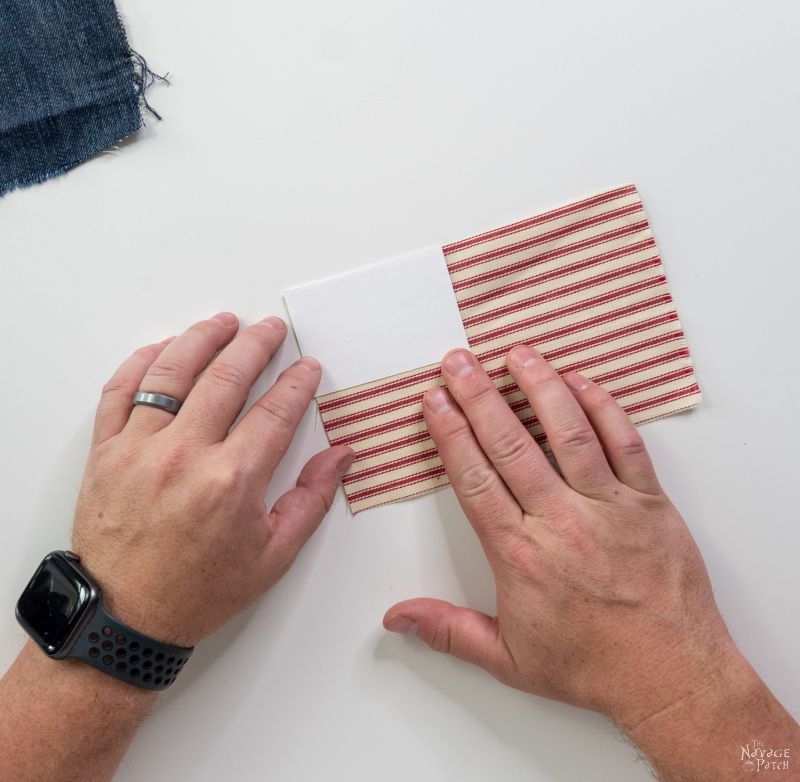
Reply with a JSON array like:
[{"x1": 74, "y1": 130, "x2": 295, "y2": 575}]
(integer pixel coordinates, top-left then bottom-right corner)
[
  {"x1": 621, "y1": 651, "x2": 800, "y2": 781},
  {"x1": 0, "y1": 641, "x2": 156, "y2": 782}
]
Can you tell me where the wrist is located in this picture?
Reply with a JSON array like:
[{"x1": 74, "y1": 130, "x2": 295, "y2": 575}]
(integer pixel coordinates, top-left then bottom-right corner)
[
  {"x1": 619, "y1": 643, "x2": 757, "y2": 738},
  {"x1": 72, "y1": 545, "x2": 200, "y2": 649},
  {"x1": 618, "y1": 647, "x2": 799, "y2": 781},
  {"x1": 18, "y1": 639, "x2": 157, "y2": 705}
]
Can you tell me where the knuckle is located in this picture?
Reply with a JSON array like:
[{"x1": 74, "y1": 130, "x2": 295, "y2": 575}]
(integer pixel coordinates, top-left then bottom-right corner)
[
  {"x1": 147, "y1": 357, "x2": 189, "y2": 381},
  {"x1": 615, "y1": 432, "x2": 648, "y2": 459},
  {"x1": 101, "y1": 375, "x2": 132, "y2": 398},
  {"x1": 596, "y1": 390, "x2": 621, "y2": 412},
  {"x1": 501, "y1": 535, "x2": 540, "y2": 576},
  {"x1": 279, "y1": 365, "x2": 315, "y2": 391},
  {"x1": 205, "y1": 360, "x2": 248, "y2": 392},
  {"x1": 555, "y1": 420, "x2": 596, "y2": 452},
  {"x1": 424, "y1": 620, "x2": 453, "y2": 655},
  {"x1": 134, "y1": 344, "x2": 160, "y2": 360},
  {"x1": 152, "y1": 441, "x2": 190, "y2": 477},
  {"x1": 207, "y1": 464, "x2": 245, "y2": 496},
  {"x1": 489, "y1": 430, "x2": 532, "y2": 467},
  {"x1": 253, "y1": 395, "x2": 298, "y2": 430},
  {"x1": 458, "y1": 462, "x2": 498, "y2": 500},
  {"x1": 459, "y1": 376, "x2": 499, "y2": 403},
  {"x1": 532, "y1": 371, "x2": 563, "y2": 390},
  {"x1": 547, "y1": 510, "x2": 588, "y2": 549},
  {"x1": 437, "y1": 413, "x2": 473, "y2": 442}
]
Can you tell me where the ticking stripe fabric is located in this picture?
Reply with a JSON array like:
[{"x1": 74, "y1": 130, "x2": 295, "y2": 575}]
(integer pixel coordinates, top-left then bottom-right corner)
[{"x1": 318, "y1": 185, "x2": 701, "y2": 513}]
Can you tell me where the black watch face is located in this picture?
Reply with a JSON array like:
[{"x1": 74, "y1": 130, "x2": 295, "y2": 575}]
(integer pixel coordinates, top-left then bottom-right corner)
[{"x1": 16, "y1": 553, "x2": 93, "y2": 655}]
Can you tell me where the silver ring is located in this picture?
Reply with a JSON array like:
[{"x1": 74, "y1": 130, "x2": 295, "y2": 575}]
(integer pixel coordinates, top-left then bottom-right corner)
[{"x1": 133, "y1": 391, "x2": 183, "y2": 414}]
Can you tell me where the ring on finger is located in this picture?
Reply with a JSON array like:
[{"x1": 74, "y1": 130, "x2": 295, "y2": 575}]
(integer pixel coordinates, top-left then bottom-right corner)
[{"x1": 132, "y1": 391, "x2": 183, "y2": 415}]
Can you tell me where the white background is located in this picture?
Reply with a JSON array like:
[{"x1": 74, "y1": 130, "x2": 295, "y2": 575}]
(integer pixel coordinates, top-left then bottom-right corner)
[{"x1": 1, "y1": 2, "x2": 799, "y2": 780}]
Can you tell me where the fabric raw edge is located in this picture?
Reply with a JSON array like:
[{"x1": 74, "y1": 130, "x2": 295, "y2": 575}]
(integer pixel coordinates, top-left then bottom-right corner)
[{"x1": 0, "y1": 6, "x2": 168, "y2": 198}]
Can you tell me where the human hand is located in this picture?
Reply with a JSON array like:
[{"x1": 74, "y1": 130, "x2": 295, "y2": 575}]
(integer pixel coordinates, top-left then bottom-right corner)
[
  {"x1": 72, "y1": 312, "x2": 353, "y2": 648},
  {"x1": 383, "y1": 345, "x2": 737, "y2": 730}
]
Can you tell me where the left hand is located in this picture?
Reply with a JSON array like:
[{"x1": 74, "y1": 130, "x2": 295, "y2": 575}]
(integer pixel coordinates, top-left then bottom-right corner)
[{"x1": 72, "y1": 312, "x2": 353, "y2": 648}]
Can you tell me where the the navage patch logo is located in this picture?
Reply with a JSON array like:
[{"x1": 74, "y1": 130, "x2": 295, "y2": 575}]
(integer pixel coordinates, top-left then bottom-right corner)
[{"x1": 741, "y1": 739, "x2": 791, "y2": 772}]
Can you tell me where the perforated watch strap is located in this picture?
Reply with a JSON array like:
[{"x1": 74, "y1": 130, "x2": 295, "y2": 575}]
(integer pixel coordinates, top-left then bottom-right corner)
[{"x1": 70, "y1": 600, "x2": 193, "y2": 690}]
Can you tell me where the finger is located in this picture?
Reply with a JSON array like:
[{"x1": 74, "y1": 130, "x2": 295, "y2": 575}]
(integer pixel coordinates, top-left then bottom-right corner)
[
  {"x1": 383, "y1": 598, "x2": 512, "y2": 678},
  {"x1": 267, "y1": 446, "x2": 354, "y2": 567},
  {"x1": 563, "y1": 372, "x2": 661, "y2": 495},
  {"x1": 175, "y1": 316, "x2": 288, "y2": 443},
  {"x1": 440, "y1": 349, "x2": 562, "y2": 510},
  {"x1": 92, "y1": 337, "x2": 173, "y2": 446},
  {"x1": 423, "y1": 387, "x2": 521, "y2": 548},
  {"x1": 506, "y1": 345, "x2": 617, "y2": 496},
  {"x1": 128, "y1": 312, "x2": 239, "y2": 434},
  {"x1": 226, "y1": 356, "x2": 322, "y2": 484}
]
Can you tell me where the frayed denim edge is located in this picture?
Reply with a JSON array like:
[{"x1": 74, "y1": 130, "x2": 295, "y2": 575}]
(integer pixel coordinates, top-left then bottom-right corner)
[{"x1": 0, "y1": 6, "x2": 169, "y2": 199}]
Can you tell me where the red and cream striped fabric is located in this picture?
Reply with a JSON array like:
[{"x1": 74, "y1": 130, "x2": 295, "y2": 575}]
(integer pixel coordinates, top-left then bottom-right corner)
[{"x1": 318, "y1": 185, "x2": 701, "y2": 513}]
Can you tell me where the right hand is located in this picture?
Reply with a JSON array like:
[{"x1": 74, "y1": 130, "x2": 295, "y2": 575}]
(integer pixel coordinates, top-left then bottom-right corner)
[{"x1": 384, "y1": 344, "x2": 738, "y2": 730}]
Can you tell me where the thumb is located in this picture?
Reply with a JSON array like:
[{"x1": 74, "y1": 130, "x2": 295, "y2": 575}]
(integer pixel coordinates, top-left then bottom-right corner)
[{"x1": 383, "y1": 598, "x2": 510, "y2": 675}]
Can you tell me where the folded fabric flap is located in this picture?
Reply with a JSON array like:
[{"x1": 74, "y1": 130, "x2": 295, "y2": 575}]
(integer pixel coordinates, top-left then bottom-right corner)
[
  {"x1": 0, "y1": 0, "x2": 161, "y2": 196},
  {"x1": 313, "y1": 185, "x2": 701, "y2": 514}
]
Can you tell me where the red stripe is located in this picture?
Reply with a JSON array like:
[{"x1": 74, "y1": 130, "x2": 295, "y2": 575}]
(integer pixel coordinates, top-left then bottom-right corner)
[
  {"x1": 329, "y1": 410, "x2": 425, "y2": 446},
  {"x1": 528, "y1": 383, "x2": 701, "y2": 443},
  {"x1": 324, "y1": 281, "x2": 666, "y2": 432},
  {"x1": 318, "y1": 365, "x2": 442, "y2": 414},
  {"x1": 482, "y1": 330, "x2": 685, "y2": 391},
  {"x1": 326, "y1": 389, "x2": 427, "y2": 432},
  {"x1": 458, "y1": 238, "x2": 656, "y2": 309},
  {"x1": 544, "y1": 312, "x2": 678, "y2": 362},
  {"x1": 589, "y1": 348, "x2": 691, "y2": 385},
  {"x1": 447, "y1": 202, "x2": 644, "y2": 275},
  {"x1": 328, "y1": 315, "x2": 683, "y2": 446},
  {"x1": 346, "y1": 384, "x2": 700, "y2": 504},
  {"x1": 470, "y1": 292, "x2": 674, "y2": 365},
  {"x1": 353, "y1": 431, "x2": 432, "y2": 463},
  {"x1": 463, "y1": 257, "x2": 662, "y2": 330},
  {"x1": 623, "y1": 384, "x2": 701, "y2": 415},
  {"x1": 443, "y1": 185, "x2": 637, "y2": 255},
  {"x1": 324, "y1": 294, "x2": 674, "y2": 431},
  {"x1": 558, "y1": 332, "x2": 685, "y2": 375},
  {"x1": 511, "y1": 367, "x2": 696, "y2": 428},
  {"x1": 340, "y1": 332, "x2": 687, "y2": 460},
  {"x1": 452, "y1": 224, "x2": 652, "y2": 293},
  {"x1": 344, "y1": 447, "x2": 440, "y2": 486},
  {"x1": 494, "y1": 348, "x2": 691, "y2": 400},
  {"x1": 347, "y1": 465, "x2": 448, "y2": 504},
  {"x1": 470, "y1": 276, "x2": 668, "y2": 346},
  {"x1": 318, "y1": 273, "x2": 666, "y2": 415}
]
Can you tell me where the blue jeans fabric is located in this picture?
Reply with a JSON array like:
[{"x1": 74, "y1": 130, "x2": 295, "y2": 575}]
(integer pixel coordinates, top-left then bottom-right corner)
[{"x1": 0, "y1": 0, "x2": 142, "y2": 197}]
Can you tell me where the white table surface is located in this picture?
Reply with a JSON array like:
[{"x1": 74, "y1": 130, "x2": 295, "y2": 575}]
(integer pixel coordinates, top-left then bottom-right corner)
[{"x1": 2, "y1": 2, "x2": 799, "y2": 780}]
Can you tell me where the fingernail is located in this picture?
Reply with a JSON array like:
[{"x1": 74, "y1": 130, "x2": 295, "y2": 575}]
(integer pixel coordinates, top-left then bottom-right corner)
[
  {"x1": 425, "y1": 387, "x2": 452, "y2": 413},
  {"x1": 509, "y1": 344, "x2": 538, "y2": 368},
  {"x1": 336, "y1": 449, "x2": 355, "y2": 479},
  {"x1": 443, "y1": 349, "x2": 475, "y2": 377},
  {"x1": 212, "y1": 311, "x2": 237, "y2": 326},
  {"x1": 387, "y1": 617, "x2": 419, "y2": 635},
  {"x1": 259, "y1": 316, "x2": 286, "y2": 330},
  {"x1": 563, "y1": 372, "x2": 591, "y2": 392},
  {"x1": 296, "y1": 356, "x2": 320, "y2": 372}
]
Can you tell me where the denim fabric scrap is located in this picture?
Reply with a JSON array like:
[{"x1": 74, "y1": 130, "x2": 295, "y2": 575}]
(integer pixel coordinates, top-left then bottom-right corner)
[{"x1": 0, "y1": 0, "x2": 161, "y2": 197}]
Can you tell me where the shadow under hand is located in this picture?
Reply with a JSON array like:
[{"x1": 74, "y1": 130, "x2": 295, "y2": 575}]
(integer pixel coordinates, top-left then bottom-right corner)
[{"x1": 366, "y1": 488, "x2": 649, "y2": 782}]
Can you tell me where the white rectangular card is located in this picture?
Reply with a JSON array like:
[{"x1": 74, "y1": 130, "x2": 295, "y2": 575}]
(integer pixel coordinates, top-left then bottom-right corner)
[{"x1": 283, "y1": 247, "x2": 470, "y2": 396}]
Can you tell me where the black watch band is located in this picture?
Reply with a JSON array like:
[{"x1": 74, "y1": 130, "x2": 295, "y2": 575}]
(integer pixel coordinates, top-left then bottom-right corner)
[
  {"x1": 73, "y1": 599, "x2": 193, "y2": 691},
  {"x1": 16, "y1": 551, "x2": 194, "y2": 692}
]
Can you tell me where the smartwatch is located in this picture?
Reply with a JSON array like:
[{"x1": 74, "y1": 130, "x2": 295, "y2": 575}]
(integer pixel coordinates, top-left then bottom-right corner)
[{"x1": 15, "y1": 550, "x2": 193, "y2": 691}]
